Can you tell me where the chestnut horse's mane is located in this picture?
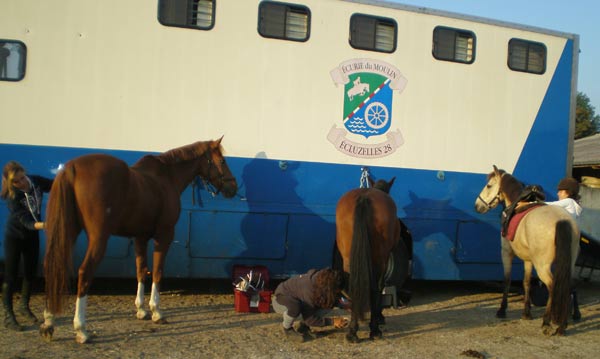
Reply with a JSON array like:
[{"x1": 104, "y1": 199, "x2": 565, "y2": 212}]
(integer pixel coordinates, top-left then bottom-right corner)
[{"x1": 155, "y1": 140, "x2": 221, "y2": 165}]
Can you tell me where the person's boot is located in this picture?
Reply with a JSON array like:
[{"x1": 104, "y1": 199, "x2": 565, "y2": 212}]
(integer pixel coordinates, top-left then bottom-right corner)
[
  {"x1": 2, "y1": 283, "x2": 24, "y2": 331},
  {"x1": 18, "y1": 279, "x2": 39, "y2": 324}
]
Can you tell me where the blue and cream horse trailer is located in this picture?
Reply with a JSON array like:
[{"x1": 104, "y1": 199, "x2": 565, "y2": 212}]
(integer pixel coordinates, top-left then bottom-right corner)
[{"x1": 0, "y1": 0, "x2": 578, "y2": 280}]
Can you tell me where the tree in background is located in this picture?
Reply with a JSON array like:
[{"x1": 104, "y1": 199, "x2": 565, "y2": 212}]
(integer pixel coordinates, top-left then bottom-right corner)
[{"x1": 575, "y1": 92, "x2": 600, "y2": 139}]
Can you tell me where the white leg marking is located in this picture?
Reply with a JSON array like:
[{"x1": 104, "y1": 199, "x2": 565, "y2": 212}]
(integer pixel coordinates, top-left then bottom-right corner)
[
  {"x1": 135, "y1": 282, "x2": 148, "y2": 320},
  {"x1": 73, "y1": 296, "x2": 89, "y2": 344},
  {"x1": 149, "y1": 282, "x2": 163, "y2": 322}
]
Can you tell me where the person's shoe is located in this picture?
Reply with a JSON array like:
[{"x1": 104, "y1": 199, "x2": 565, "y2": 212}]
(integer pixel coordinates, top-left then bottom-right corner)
[
  {"x1": 281, "y1": 326, "x2": 305, "y2": 343},
  {"x1": 296, "y1": 322, "x2": 310, "y2": 334}
]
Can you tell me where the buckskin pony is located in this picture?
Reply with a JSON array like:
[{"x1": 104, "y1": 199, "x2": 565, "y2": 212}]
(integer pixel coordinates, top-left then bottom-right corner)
[
  {"x1": 40, "y1": 137, "x2": 237, "y2": 343},
  {"x1": 474, "y1": 165, "x2": 580, "y2": 335}
]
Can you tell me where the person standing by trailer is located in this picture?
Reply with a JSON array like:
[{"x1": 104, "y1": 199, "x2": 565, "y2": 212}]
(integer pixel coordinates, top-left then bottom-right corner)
[
  {"x1": 546, "y1": 177, "x2": 582, "y2": 224},
  {"x1": 1, "y1": 161, "x2": 53, "y2": 330}
]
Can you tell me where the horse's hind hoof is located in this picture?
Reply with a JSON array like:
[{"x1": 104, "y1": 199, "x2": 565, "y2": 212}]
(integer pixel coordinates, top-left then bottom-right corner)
[
  {"x1": 345, "y1": 333, "x2": 359, "y2": 343},
  {"x1": 369, "y1": 330, "x2": 383, "y2": 340},
  {"x1": 573, "y1": 311, "x2": 581, "y2": 321},
  {"x1": 39, "y1": 324, "x2": 54, "y2": 341},
  {"x1": 153, "y1": 317, "x2": 168, "y2": 325},
  {"x1": 496, "y1": 310, "x2": 506, "y2": 319}
]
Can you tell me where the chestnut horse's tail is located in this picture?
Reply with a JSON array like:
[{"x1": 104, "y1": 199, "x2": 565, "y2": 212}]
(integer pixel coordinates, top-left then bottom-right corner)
[
  {"x1": 349, "y1": 195, "x2": 373, "y2": 321},
  {"x1": 551, "y1": 220, "x2": 573, "y2": 326},
  {"x1": 44, "y1": 163, "x2": 79, "y2": 314}
]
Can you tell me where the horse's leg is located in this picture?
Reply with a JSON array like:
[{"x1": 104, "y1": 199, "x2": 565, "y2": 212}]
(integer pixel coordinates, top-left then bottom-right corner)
[
  {"x1": 537, "y1": 268, "x2": 554, "y2": 336},
  {"x1": 148, "y1": 234, "x2": 173, "y2": 324},
  {"x1": 134, "y1": 237, "x2": 151, "y2": 320},
  {"x1": 39, "y1": 309, "x2": 55, "y2": 341},
  {"x1": 73, "y1": 235, "x2": 109, "y2": 344},
  {"x1": 368, "y1": 286, "x2": 383, "y2": 340},
  {"x1": 346, "y1": 310, "x2": 360, "y2": 343},
  {"x1": 497, "y1": 240, "x2": 514, "y2": 318},
  {"x1": 521, "y1": 261, "x2": 533, "y2": 320},
  {"x1": 571, "y1": 287, "x2": 581, "y2": 320}
]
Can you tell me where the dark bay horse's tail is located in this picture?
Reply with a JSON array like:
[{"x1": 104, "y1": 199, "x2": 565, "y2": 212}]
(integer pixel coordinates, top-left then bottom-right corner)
[
  {"x1": 45, "y1": 163, "x2": 80, "y2": 314},
  {"x1": 551, "y1": 220, "x2": 573, "y2": 326},
  {"x1": 349, "y1": 195, "x2": 373, "y2": 321}
]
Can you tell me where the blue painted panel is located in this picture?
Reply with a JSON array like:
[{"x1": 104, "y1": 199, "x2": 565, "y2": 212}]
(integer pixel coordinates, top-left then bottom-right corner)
[
  {"x1": 456, "y1": 220, "x2": 502, "y2": 263},
  {"x1": 285, "y1": 214, "x2": 336, "y2": 276},
  {"x1": 188, "y1": 211, "x2": 287, "y2": 259},
  {"x1": 408, "y1": 218, "x2": 458, "y2": 280}
]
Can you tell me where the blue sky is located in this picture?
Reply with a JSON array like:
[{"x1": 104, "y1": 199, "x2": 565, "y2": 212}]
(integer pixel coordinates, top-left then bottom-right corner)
[{"x1": 390, "y1": 0, "x2": 600, "y2": 114}]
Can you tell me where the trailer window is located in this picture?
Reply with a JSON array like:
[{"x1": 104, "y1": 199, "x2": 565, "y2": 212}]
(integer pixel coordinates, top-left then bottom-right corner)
[
  {"x1": 508, "y1": 38, "x2": 546, "y2": 74},
  {"x1": 158, "y1": 0, "x2": 215, "y2": 30},
  {"x1": 432, "y1": 26, "x2": 475, "y2": 64},
  {"x1": 258, "y1": 1, "x2": 310, "y2": 42},
  {"x1": 349, "y1": 14, "x2": 396, "y2": 53},
  {"x1": 0, "y1": 40, "x2": 26, "y2": 82}
]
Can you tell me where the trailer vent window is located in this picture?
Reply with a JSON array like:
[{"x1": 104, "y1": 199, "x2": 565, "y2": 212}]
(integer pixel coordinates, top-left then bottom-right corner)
[
  {"x1": 349, "y1": 14, "x2": 396, "y2": 53},
  {"x1": 158, "y1": 0, "x2": 215, "y2": 30},
  {"x1": 0, "y1": 40, "x2": 26, "y2": 81},
  {"x1": 258, "y1": 1, "x2": 310, "y2": 42},
  {"x1": 508, "y1": 39, "x2": 546, "y2": 75},
  {"x1": 432, "y1": 26, "x2": 475, "y2": 64}
]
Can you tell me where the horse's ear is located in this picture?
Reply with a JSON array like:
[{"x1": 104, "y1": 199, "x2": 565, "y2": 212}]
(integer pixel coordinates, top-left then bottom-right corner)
[
  {"x1": 493, "y1": 165, "x2": 499, "y2": 176},
  {"x1": 389, "y1": 177, "x2": 396, "y2": 188},
  {"x1": 216, "y1": 135, "x2": 224, "y2": 145}
]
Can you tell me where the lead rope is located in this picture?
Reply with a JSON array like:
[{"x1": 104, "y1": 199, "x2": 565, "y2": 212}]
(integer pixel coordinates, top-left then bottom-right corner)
[{"x1": 359, "y1": 167, "x2": 370, "y2": 188}]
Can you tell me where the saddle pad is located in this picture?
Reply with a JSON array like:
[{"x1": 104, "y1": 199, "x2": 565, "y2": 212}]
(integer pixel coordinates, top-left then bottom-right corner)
[{"x1": 504, "y1": 205, "x2": 542, "y2": 241}]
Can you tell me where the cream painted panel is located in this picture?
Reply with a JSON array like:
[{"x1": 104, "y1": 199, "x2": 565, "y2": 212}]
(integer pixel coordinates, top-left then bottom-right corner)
[{"x1": 0, "y1": 0, "x2": 568, "y2": 174}]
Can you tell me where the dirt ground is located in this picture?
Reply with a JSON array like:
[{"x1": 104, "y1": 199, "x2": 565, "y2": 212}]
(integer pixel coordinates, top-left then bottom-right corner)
[{"x1": 2, "y1": 271, "x2": 600, "y2": 359}]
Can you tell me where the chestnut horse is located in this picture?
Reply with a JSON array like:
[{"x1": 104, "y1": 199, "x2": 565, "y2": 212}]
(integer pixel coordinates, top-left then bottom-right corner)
[
  {"x1": 40, "y1": 138, "x2": 237, "y2": 343},
  {"x1": 335, "y1": 177, "x2": 404, "y2": 342},
  {"x1": 475, "y1": 165, "x2": 579, "y2": 335}
]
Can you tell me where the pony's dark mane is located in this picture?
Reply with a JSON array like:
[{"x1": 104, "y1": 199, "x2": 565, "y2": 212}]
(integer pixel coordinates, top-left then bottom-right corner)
[
  {"x1": 500, "y1": 172, "x2": 523, "y2": 203},
  {"x1": 156, "y1": 141, "x2": 216, "y2": 165}
]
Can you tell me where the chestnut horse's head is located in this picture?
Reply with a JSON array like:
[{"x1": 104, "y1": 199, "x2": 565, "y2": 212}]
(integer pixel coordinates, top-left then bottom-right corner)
[{"x1": 202, "y1": 136, "x2": 238, "y2": 198}]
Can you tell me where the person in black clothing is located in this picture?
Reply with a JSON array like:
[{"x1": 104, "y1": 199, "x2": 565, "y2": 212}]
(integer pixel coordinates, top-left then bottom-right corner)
[
  {"x1": 1, "y1": 161, "x2": 53, "y2": 331},
  {"x1": 273, "y1": 268, "x2": 348, "y2": 342}
]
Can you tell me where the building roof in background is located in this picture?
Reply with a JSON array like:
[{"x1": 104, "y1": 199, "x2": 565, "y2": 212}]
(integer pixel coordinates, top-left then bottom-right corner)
[{"x1": 574, "y1": 133, "x2": 600, "y2": 167}]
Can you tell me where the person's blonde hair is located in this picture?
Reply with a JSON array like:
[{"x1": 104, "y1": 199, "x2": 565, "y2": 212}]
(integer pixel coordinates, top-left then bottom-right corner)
[{"x1": 1, "y1": 161, "x2": 26, "y2": 200}]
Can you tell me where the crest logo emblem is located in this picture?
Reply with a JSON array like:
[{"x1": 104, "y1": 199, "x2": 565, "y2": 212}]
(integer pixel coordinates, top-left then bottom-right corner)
[{"x1": 328, "y1": 59, "x2": 407, "y2": 158}]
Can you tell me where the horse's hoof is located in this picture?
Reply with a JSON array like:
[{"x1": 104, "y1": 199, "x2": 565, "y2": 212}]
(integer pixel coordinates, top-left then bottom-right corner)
[
  {"x1": 76, "y1": 332, "x2": 90, "y2": 344},
  {"x1": 345, "y1": 333, "x2": 359, "y2": 343},
  {"x1": 136, "y1": 310, "x2": 150, "y2": 320},
  {"x1": 153, "y1": 317, "x2": 168, "y2": 325},
  {"x1": 39, "y1": 324, "x2": 54, "y2": 341},
  {"x1": 369, "y1": 330, "x2": 383, "y2": 340},
  {"x1": 542, "y1": 325, "x2": 553, "y2": 336},
  {"x1": 553, "y1": 327, "x2": 566, "y2": 336},
  {"x1": 573, "y1": 311, "x2": 582, "y2": 321},
  {"x1": 376, "y1": 316, "x2": 386, "y2": 326},
  {"x1": 496, "y1": 311, "x2": 506, "y2": 319},
  {"x1": 521, "y1": 313, "x2": 532, "y2": 320}
]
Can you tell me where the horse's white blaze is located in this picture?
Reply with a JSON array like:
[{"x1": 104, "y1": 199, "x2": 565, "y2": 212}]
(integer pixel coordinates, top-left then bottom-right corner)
[
  {"x1": 135, "y1": 282, "x2": 147, "y2": 319},
  {"x1": 149, "y1": 282, "x2": 162, "y2": 322}
]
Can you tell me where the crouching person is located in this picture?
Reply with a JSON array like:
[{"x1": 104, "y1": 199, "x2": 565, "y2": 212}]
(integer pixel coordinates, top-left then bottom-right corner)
[{"x1": 273, "y1": 268, "x2": 348, "y2": 342}]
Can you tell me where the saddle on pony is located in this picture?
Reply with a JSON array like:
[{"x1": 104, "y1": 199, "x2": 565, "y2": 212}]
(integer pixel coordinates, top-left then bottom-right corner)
[{"x1": 501, "y1": 185, "x2": 546, "y2": 241}]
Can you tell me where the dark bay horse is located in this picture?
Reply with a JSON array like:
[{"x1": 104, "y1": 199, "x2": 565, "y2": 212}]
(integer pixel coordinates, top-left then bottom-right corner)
[
  {"x1": 474, "y1": 165, "x2": 579, "y2": 335},
  {"x1": 40, "y1": 138, "x2": 237, "y2": 343},
  {"x1": 335, "y1": 177, "x2": 405, "y2": 342}
]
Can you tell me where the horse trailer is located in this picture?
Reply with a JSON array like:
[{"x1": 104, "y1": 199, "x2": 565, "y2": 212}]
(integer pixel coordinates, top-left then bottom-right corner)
[{"x1": 0, "y1": 0, "x2": 579, "y2": 280}]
